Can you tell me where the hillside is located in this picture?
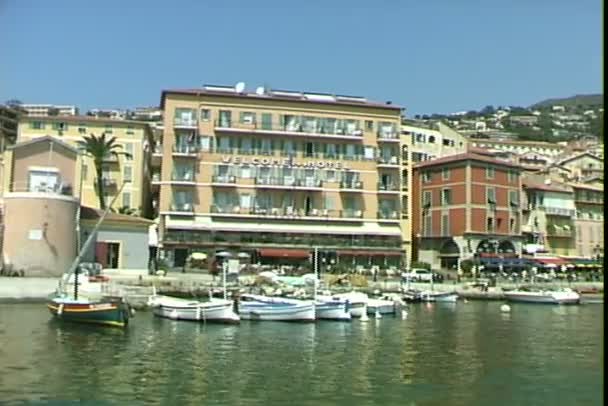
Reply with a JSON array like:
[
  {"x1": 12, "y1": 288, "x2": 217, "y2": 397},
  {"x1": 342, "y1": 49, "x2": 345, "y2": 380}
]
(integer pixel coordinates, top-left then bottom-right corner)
[{"x1": 530, "y1": 94, "x2": 603, "y2": 109}]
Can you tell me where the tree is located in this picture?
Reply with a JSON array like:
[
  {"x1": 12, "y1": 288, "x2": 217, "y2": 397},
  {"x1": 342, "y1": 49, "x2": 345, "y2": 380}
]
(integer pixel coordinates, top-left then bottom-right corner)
[{"x1": 77, "y1": 133, "x2": 132, "y2": 209}]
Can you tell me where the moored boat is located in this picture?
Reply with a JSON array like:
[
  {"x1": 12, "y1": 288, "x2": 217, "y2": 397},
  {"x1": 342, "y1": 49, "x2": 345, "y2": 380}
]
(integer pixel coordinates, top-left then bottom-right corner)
[
  {"x1": 148, "y1": 295, "x2": 240, "y2": 323},
  {"x1": 47, "y1": 296, "x2": 131, "y2": 327},
  {"x1": 503, "y1": 287, "x2": 580, "y2": 304},
  {"x1": 366, "y1": 298, "x2": 396, "y2": 315},
  {"x1": 419, "y1": 291, "x2": 459, "y2": 303},
  {"x1": 315, "y1": 296, "x2": 352, "y2": 321},
  {"x1": 333, "y1": 292, "x2": 368, "y2": 318},
  {"x1": 237, "y1": 294, "x2": 315, "y2": 322}
]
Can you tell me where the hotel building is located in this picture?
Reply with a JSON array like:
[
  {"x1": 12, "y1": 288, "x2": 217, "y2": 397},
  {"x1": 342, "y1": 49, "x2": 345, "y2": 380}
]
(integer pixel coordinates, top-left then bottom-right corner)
[
  {"x1": 157, "y1": 85, "x2": 411, "y2": 269},
  {"x1": 17, "y1": 116, "x2": 154, "y2": 216},
  {"x1": 412, "y1": 152, "x2": 523, "y2": 270}
]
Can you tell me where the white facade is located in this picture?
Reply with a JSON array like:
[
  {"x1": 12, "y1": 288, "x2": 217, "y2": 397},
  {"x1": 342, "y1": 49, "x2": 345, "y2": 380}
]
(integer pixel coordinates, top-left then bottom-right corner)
[
  {"x1": 402, "y1": 121, "x2": 468, "y2": 162},
  {"x1": 21, "y1": 104, "x2": 78, "y2": 117}
]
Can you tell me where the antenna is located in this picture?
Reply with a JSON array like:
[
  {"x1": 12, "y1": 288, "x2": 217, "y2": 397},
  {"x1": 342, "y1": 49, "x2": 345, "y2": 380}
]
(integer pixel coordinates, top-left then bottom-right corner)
[
  {"x1": 255, "y1": 86, "x2": 265, "y2": 95},
  {"x1": 235, "y1": 82, "x2": 246, "y2": 93}
]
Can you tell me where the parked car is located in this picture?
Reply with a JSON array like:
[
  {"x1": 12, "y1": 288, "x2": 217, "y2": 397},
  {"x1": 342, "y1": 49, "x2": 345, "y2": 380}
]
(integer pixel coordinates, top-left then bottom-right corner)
[{"x1": 401, "y1": 268, "x2": 443, "y2": 283}]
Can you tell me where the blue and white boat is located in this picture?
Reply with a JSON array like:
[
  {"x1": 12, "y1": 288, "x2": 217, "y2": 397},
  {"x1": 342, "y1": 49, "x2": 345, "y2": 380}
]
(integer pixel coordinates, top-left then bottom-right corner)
[
  {"x1": 237, "y1": 294, "x2": 315, "y2": 322},
  {"x1": 315, "y1": 296, "x2": 352, "y2": 321}
]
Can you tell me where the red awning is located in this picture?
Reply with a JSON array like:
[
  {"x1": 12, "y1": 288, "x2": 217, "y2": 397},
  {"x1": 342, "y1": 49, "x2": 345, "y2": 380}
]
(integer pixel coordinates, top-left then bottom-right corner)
[
  {"x1": 258, "y1": 249, "x2": 310, "y2": 258},
  {"x1": 534, "y1": 257, "x2": 570, "y2": 266},
  {"x1": 337, "y1": 250, "x2": 403, "y2": 257}
]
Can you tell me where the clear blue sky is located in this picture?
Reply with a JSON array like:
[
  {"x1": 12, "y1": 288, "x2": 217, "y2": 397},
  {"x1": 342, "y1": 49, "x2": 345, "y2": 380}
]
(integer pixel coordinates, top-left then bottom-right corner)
[{"x1": 0, "y1": 0, "x2": 602, "y2": 115}]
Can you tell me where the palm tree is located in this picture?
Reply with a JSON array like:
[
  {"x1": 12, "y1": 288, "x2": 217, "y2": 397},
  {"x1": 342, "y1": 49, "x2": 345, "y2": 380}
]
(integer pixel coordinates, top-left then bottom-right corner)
[{"x1": 78, "y1": 132, "x2": 132, "y2": 209}]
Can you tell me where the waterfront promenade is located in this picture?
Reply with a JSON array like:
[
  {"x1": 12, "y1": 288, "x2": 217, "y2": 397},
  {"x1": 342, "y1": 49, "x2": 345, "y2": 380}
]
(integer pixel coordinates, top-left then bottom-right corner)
[{"x1": 0, "y1": 269, "x2": 603, "y2": 305}]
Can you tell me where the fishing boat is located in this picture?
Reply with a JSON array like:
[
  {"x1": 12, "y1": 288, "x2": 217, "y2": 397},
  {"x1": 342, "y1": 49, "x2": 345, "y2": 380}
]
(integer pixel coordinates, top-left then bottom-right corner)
[
  {"x1": 402, "y1": 289, "x2": 423, "y2": 303},
  {"x1": 366, "y1": 297, "x2": 397, "y2": 314},
  {"x1": 147, "y1": 294, "x2": 240, "y2": 323},
  {"x1": 419, "y1": 291, "x2": 459, "y2": 303},
  {"x1": 503, "y1": 287, "x2": 580, "y2": 304},
  {"x1": 237, "y1": 294, "x2": 316, "y2": 322},
  {"x1": 47, "y1": 184, "x2": 132, "y2": 328},
  {"x1": 315, "y1": 295, "x2": 352, "y2": 321}
]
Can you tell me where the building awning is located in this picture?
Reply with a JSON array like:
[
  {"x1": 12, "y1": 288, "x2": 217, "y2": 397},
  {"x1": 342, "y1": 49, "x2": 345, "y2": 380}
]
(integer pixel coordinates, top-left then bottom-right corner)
[
  {"x1": 258, "y1": 249, "x2": 310, "y2": 258},
  {"x1": 337, "y1": 250, "x2": 403, "y2": 257},
  {"x1": 534, "y1": 257, "x2": 570, "y2": 266}
]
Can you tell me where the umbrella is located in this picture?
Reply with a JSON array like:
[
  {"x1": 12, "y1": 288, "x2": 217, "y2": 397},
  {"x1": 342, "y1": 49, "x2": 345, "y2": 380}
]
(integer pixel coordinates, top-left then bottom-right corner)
[
  {"x1": 190, "y1": 252, "x2": 207, "y2": 260},
  {"x1": 216, "y1": 251, "x2": 232, "y2": 258}
]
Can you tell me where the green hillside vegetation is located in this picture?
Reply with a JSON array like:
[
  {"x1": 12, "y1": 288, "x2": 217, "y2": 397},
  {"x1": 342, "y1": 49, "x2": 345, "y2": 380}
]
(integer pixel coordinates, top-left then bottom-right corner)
[{"x1": 530, "y1": 94, "x2": 603, "y2": 109}]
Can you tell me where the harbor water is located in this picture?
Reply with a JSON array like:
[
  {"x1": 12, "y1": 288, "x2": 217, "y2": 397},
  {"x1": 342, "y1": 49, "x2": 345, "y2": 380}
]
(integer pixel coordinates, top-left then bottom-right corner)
[{"x1": 0, "y1": 302, "x2": 603, "y2": 405}]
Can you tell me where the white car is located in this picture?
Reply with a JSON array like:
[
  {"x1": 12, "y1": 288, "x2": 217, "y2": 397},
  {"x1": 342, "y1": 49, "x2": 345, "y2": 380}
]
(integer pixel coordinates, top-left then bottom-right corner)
[{"x1": 401, "y1": 268, "x2": 434, "y2": 282}]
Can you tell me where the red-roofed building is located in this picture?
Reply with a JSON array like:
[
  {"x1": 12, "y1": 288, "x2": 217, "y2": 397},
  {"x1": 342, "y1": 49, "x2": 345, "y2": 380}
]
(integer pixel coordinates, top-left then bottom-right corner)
[{"x1": 412, "y1": 153, "x2": 524, "y2": 271}]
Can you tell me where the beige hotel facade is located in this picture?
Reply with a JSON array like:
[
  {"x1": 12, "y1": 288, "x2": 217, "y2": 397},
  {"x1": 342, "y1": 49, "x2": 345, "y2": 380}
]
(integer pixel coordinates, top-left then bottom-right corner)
[{"x1": 157, "y1": 85, "x2": 412, "y2": 269}]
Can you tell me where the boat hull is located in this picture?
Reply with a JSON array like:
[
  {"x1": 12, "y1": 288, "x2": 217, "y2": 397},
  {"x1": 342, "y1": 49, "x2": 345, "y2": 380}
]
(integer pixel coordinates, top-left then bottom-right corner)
[
  {"x1": 239, "y1": 302, "x2": 315, "y2": 322},
  {"x1": 366, "y1": 299, "x2": 396, "y2": 315},
  {"x1": 315, "y1": 302, "x2": 352, "y2": 321},
  {"x1": 348, "y1": 302, "x2": 367, "y2": 318},
  {"x1": 47, "y1": 298, "x2": 130, "y2": 328},
  {"x1": 504, "y1": 291, "x2": 580, "y2": 304},
  {"x1": 150, "y1": 296, "x2": 240, "y2": 323},
  {"x1": 420, "y1": 292, "x2": 458, "y2": 303}
]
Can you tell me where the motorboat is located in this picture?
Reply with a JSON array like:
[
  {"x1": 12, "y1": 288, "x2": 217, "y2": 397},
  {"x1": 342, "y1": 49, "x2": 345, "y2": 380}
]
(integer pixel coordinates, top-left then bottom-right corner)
[
  {"x1": 237, "y1": 294, "x2": 315, "y2": 322},
  {"x1": 419, "y1": 291, "x2": 459, "y2": 303},
  {"x1": 333, "y1": 291, "x2": 368, "y2": 318},
  {"x1": 366, "y1": 298, "x2": 397, "y2": 315},
  {"x1": 503, "y1": 287, "x2": 580, "y2": 304},
  {"x1": 147, "y1": 294, "x2": 240, "y2": 323}
]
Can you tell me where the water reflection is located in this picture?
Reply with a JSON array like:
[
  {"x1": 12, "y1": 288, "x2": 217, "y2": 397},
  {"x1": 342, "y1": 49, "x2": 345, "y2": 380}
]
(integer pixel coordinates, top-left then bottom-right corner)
[{"x1": 0, "y1": 303, "x2": 603, "y2": 406}]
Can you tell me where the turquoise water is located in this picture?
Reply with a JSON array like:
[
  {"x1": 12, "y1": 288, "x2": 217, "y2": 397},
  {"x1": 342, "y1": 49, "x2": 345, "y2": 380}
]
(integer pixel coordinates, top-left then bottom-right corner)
[{"x1": 0, "y1": 302, "x2": 603, "y2": 405}]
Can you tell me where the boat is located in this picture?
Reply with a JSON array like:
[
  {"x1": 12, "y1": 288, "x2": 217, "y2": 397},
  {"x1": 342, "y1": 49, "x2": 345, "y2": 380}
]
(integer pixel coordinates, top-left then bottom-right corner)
[
  {"x1": 402, "y1": 289, "x2": 423, "y2": 303},
  {"x1": 315, "y1": 295, "x2": 352, "y2": 321},
  {"x1": 47, "y1": 183, "x2": 133, "y2": 328},
  {"x1": 333, "y1": 291, "x2": 368, "y2": 318},
  {"x1": 147, "y1": 294, "x2": 240, "y2": 323},
  {"x1": 419, "y1": 291, "x2": 459, "y2": 303},
  {"x1": 503, "y1": 287, "x2": 580, "y2": 304},
  {"x1": 237, "y1": 294, "x2": 315, "y2": 322},
  {"x1": 366, "y1": 298, "x2": 397, "y2": 314}
]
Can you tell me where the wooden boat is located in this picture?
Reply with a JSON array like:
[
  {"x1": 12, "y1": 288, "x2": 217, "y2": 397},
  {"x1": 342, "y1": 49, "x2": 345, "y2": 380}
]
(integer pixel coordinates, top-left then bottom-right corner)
[
  {"x1": 147, "y1": 294, "x2": 240, "y2": 323},
  {"x1": 237, "y1": 294, "x2": 315, "y2": 322},
  {"x1": 315, "y1": 296, "x2": 352, "y2": 321},
  {"x1": 366, "y1": 298, "x2": 397, "y2": 314},
  {"x1": 419, "y1": 291, "x2": 458, "y2": 303},
  {"x1": 333, "y1": 292, "x2": 368, "y2": 318},
  {"x1": 503, "y1": 287, "x2": 580, "y2": 304},
  {"x1": 47, "y1": 183, "x2": 133, "y2": 328}
]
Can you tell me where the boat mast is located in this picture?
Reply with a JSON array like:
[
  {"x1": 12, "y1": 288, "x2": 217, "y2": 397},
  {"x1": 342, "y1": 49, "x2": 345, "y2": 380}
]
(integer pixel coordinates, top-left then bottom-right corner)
[{"x1": 60, "y1": 182, "x2": 127, "y2": 293}]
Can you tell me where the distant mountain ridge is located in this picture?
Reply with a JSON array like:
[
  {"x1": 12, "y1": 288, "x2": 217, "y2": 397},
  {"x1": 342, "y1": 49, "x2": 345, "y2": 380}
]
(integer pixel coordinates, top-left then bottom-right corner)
[{"x1": 530, "y1": 94, "x2": 603, "y2": 109}]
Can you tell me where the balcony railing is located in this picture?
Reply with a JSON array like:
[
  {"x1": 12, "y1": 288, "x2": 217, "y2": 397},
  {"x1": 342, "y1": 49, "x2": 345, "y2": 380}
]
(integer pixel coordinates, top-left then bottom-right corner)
[
  {"x1": 377, "y1": 156, "x2": 400, "y2": 165},
  {"x1": 173, "y1": 118, "x2": 198, "y2": 128},
  {"x1": 546, "y1": 226, "x2": 573, "y2": 237},
  {"x1": 214, "y1": 119, "x2": 365, "y2": 139},
  {"x1": 377, "y1": 183, "x2": 399, "y2": 192},
  {"x1": 377, "y1": 210, "x2": 399, "y2": 220},
  {"x1": 172, "y1": 144, "x2": 199, "y2": 155},
  {"x1": 544, "y1": 206, "x2": 575, "y2": 217},
  {"x1": 171, "y1": 172, "x2": 196, "y2": 182},
  {"x1": 9, "y1": 181, "x2": 74, "y2": 197},
  {"x1": 151, "y1": 173, "x2": 161, "y2": 182},
  {"x1": 170, "y1": 203, "x2": 194, "y2": 213},
  {"x1": 377, "y1": 129, "x2": 399, "y2": 140},
  {"x1": 209, "y1": 205, "x2": 364, "y2": 219},
  {"x1": 254, "y1": 177, "x2": 323, "y2": 188},
  {"x1": 98, "y1": 177, "x2": 117, "y2": 188},
  {"x1": 340, "y1": 181, "x2": 363, "y2": 190},
  {"x1": 212, "y1": 175, "x2": 237, "y2": 184}
]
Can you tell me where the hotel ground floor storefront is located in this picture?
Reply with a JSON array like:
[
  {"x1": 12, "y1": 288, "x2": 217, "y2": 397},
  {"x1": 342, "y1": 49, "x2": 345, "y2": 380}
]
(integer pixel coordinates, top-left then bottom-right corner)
[{"x1": 158, "y1": 215, "x2": 410, "y2": 272}]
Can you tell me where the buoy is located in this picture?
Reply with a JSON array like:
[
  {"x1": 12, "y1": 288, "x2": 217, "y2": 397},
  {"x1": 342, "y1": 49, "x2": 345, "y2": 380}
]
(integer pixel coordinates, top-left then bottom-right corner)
[
  {"x1": 401, "y1": 310, "x2": 408, "y2": 320},
  {"x1": 500, "y1": 304, "x2": 511, "y2": 313}
]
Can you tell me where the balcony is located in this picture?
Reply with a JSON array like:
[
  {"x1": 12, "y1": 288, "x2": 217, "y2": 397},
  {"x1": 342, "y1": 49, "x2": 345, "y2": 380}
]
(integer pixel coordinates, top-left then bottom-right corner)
[
  {"x1": 377, "y1": 129, "x2": 399, "y2": 142},
  {"x1": 377, "y1": 183, "x2": 399, "y2": 193},
  {"x1": 170, "y1": 203, "x2": 194, "y2": 215},
  {"x1": 172, "y1": 144, "x2": 199, "y2": 157},
  {"x1": 211, "y1": 175, "x2": 237, "y2": 185},
  {"x1": 214, "y1": 119, "x2": 365, "y2": 141},
  {"x1": 153, "y1": 144, "x2": 163, "y2": 156},
  {"x1": 377, "y1": 156, "x2": 400, "y2": 167},
  {"x1": 98, "y1": 177, "x2": 117, "y2": 188},
  {"x1": 171, "y1": 171, "x2": 196, "y2": 185},
  {"x1": 544, "y1": 206, "x2": 575, "y2": 217},
  {"x1": 9, "y1": 181, "x2": 75, "y2": 199},
  {"x1": 546, "y1": 225, "x2": 573, "y2": 238},
  {"x1": 340, "y1": 209, "x2": 363, "y2": 219},
  {"x1": 102, "y1": 154, "x2": 119, "y2": 163},
  {"x1": 377, "y1": 210, "x2": 400, "y2": 221},
  {"x1": 340, "y1": 181, "x2": 363, "y2": 191},
  {"x1": 254, "y1": 177, "x2": 323, "y2": 189},
  {"x1": 209, "y1": 205, "x2": 365, "y2": 221},
  {"x1": 173, "y1": 118, "x2": 198, "y2": 129}
]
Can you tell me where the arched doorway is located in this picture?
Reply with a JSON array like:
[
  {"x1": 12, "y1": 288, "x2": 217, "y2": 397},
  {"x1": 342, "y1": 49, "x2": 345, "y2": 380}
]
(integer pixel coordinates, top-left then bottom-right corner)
[
  {"x1": 476, "y1": 239, "x2": 497, "y2": 254},
  {"x1": 439, "y1": 239, "x2": 460, "y2": 270},
  {"x1": 497, "y1": 240, "x2": 516, "y2": 255}
]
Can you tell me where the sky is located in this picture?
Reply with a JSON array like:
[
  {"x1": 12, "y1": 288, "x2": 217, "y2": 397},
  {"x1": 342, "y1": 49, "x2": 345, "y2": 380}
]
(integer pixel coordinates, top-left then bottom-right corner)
[{"x1": 0, "y1": 0, "x2": 602, "y2": 116}]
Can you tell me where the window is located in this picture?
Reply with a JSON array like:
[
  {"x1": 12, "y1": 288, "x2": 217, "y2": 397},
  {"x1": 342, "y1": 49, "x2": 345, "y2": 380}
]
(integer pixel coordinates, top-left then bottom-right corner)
[
  {"x1": 509, "y1": 190, "x2": 519, "y2": 208},
  {"x1": 199, "y1": 136, "x2": 212, "y2": 152},
  {"x1": 125, "y1": 143, "x2": 133, "y2": 160},
  {"x1": 105, "y1": 125, "x2": 113, "y2": 134},
  {"x1": 507, "y1": 170, "x2": 517, "y2": 183},
  {"x1": 441, "y1": 214, "x2": 450, "y2": 236},
  {"x1": 442, "y1": 168, "x2": 450, "y2": 180},
  {"x1": 30, "y1": 121, "x2": 45, "y2": 130},
  {"x1": 28, "y1": 169, "x2": 59, "y2": 192},
  {"x1": 422, "y1": 172, "x2": 432, "y2": 183},
  {"x1": 423, "y1": 212, "x2": 432, "y2": 236},
  {"x1": 122, "y1": 192, "x2": 131, "y2": 208},
  {"x1": 78, "y1": 126, "x2": 86, "y2": 134},
  {"x1": 52, "y1": 122, "x2": 67, "y2": 131},
  {"x1": 123, "y1": 166, "x2": 132, "y2": 182},
  {"x1": 509, "y1": 217, "x2": 516, "y2": 233},
  {"x1": 365, "y1": 120, "x2": 374, "y2": 131},
  {"x1": 261, "y1": 113, "x2": 272, "y2": 130},
  {"x1": 82, "y1": 164, "x2": 88, "y2": 180},
  {"x1": 441, "y1": 188, "x2": 452, "y2": 206},
  {"x1": 486, "y1": 187, "x2": 496, "y2": 205},
  {"x1": 486, "y1": 166, "x2": 495, "y2": 179},
  {"x1": 126, "y1": 126, "x2": 135, "y2": 135},
  {"x1": 200, "y1": 109, "x2": 211, "y2": 121},
  {"x1": 239, "y1": 111, "x2": 256, "y2": 125},
  {"x1": 218, "y1": 110, "x2": 232, "y2": 127},
  {"x1": 428, "y1": 136, "x2": 436, "y2": 144},
  {"x1": 422, "y1": 191, "x2": 432, "y2": 208},
  {"x1": 487, "y1": 216, "x2": 495, "y2": 233}
]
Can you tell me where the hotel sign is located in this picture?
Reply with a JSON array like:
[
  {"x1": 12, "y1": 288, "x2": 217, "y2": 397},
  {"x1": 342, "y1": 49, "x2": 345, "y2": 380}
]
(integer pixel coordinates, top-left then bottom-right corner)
[{"x1": 221, "y1": 156, "x2": 350, "y2": 170}]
